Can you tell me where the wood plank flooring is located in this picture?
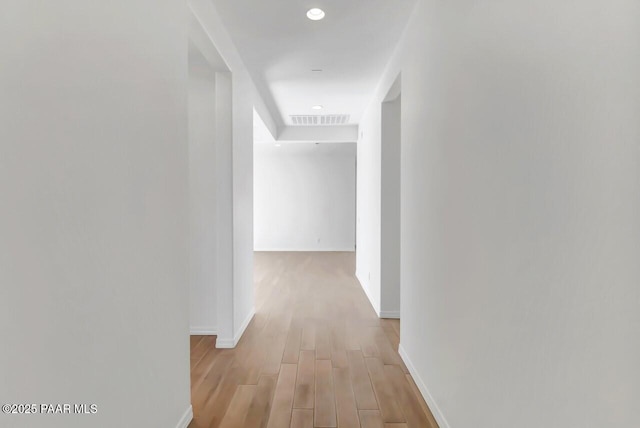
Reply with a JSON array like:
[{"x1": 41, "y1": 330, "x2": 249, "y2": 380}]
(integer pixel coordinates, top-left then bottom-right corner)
[{"x1": 189, "y1": 252, "x2": 438, "y2": 428}]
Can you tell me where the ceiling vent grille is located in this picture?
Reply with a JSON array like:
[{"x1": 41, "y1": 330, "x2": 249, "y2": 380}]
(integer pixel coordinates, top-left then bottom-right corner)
[{"x1": 290, "y1": 115, "x2": 350, "y2": 126}]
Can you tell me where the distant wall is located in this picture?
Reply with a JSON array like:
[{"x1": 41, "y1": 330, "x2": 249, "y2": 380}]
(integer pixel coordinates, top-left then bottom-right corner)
[{"x1": 254, "y1": 143, "x2": 356, "y2": 252}]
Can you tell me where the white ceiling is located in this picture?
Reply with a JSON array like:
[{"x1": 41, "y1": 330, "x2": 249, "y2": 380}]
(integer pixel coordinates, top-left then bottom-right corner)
[{"x1": 211, "y1": 0, "x2": 417, "y2": 127}]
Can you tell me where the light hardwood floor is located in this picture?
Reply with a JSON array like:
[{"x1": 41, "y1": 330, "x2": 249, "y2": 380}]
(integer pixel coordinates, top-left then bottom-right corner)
[{"x1": 189, "y1": 252, "x2": 438, "y2": 428}]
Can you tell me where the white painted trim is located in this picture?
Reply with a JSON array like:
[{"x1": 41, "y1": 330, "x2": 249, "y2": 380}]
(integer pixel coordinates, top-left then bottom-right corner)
[
  {"x1": 379, "y1": 311, "x2": 400, "y2": 319},
  {"x1": 216, "y1": 308, "x2": 255, "y2": 348},
  {"x1": 254, "y1": 248, "x2": 355, "y2": 252},
  {"x1": 355, "y1": 271, "x2": 380, "y2": 317},
  {"x1": 190, "y1": 327, "x2": 218, "y2": 335},
  {"x1": 216, "y1": 338, "x2": 234, "y2": 348},
  {"x1": 175, "y1": 405, "x2": 193, "y2": 428},
  {"x1": 399, "y1": 344, "x2": 450, "y2": 428}
]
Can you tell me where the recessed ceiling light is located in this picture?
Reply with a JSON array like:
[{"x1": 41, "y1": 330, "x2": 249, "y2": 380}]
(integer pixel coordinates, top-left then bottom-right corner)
[
  {"x1": 306, "y1": 8, "x2": 325, "y2": 21},
  {"x1": 275, "y1": 143, "x2": 281, "y2": 147},
  {"x1": 312, "y1": 105, "x2": 323, "y2": 110}
]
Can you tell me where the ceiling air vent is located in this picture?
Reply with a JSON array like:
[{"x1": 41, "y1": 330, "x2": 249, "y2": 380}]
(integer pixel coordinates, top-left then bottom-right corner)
[{"x1": 290, "y1": 115, "x2": 350, "y2": 126}]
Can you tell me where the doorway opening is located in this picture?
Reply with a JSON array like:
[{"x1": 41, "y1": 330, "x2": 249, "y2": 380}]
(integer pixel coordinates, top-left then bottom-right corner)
[{"x1": 187, "y1": 11, "x2": 233, "y2": 348}]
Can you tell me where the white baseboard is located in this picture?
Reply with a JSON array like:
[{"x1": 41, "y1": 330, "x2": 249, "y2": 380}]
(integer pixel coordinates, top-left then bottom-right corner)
[
  {"x1": 175, "y1": 405, "x2": 193, "y2": 428},
  {"x1": 379, "y1": 310, "x2": 400, "y2": 319},
  {"x1": 216, "y1": 338, "x2": 234, "y2": 348},
  {"x1": 216, "y1": 308, "x2": 255, "y2": 348},
  {"x1": 398, "y1": 344, "x2": 450, "y2": 428},
  {"x1": 190, "y1": 327, "x2": 217, "y2": 335}
]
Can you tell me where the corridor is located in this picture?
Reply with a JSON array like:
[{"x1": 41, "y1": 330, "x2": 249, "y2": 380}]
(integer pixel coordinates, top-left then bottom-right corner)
[{"x1": 189, "y1": 252, "x2": 438, "y2": 428}]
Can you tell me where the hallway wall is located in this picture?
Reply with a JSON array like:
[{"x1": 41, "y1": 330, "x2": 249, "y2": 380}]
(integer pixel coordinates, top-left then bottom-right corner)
[
  {"x1": 188, "y1": 55, "x2": 218, "y2": 334},
  {"x1": 356, "y1": 102, "x2": 383, "y2": 313},
  {"x1": 189, "y1": 0, "x2": 278, "y2": 347},
  {"x1": 254, "y1": 143, "x2": 356, "y2": 252},
  {"x1": 0, "y1": 1, "x2": 191, "y2": 427},
  {"x1": 380, "y1": 94, "x2": 401, "y2": 317},
  {"x1": 358, "y1": 0, "x2": 640, "y2": 427},
  {"x1": 357, "y1": 92, "x2": 402, "y2": 317}
]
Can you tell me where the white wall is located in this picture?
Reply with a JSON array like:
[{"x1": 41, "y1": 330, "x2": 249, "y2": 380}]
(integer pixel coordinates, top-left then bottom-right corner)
[
  {"x1": 188, "y1": 51, "x2": 218, "y2": 335},
  {"x1": 356, "y1": 111, "x2": 382, "y2": 313},
  {"x1": 358, "y1": 0, "x2": 640, "y2": 427},
  {"x1": 380, "y1": 94, "x2": 401, "y2": 317},
  {"x1": 0, "y1": 1, "x2": 191, "y2": 427},
  {"x1": 254, "y1": 143, "x2": 356, "y2": 252},
  {"x1": 278, "y1": 125, "x2": 359, "y2": 143},
  {"x1": 189, "y1": 0, "x2": 278, "y2": 347},
  {"x1": 356, "y1": 89, "x2": 402, "y2": 317}
]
